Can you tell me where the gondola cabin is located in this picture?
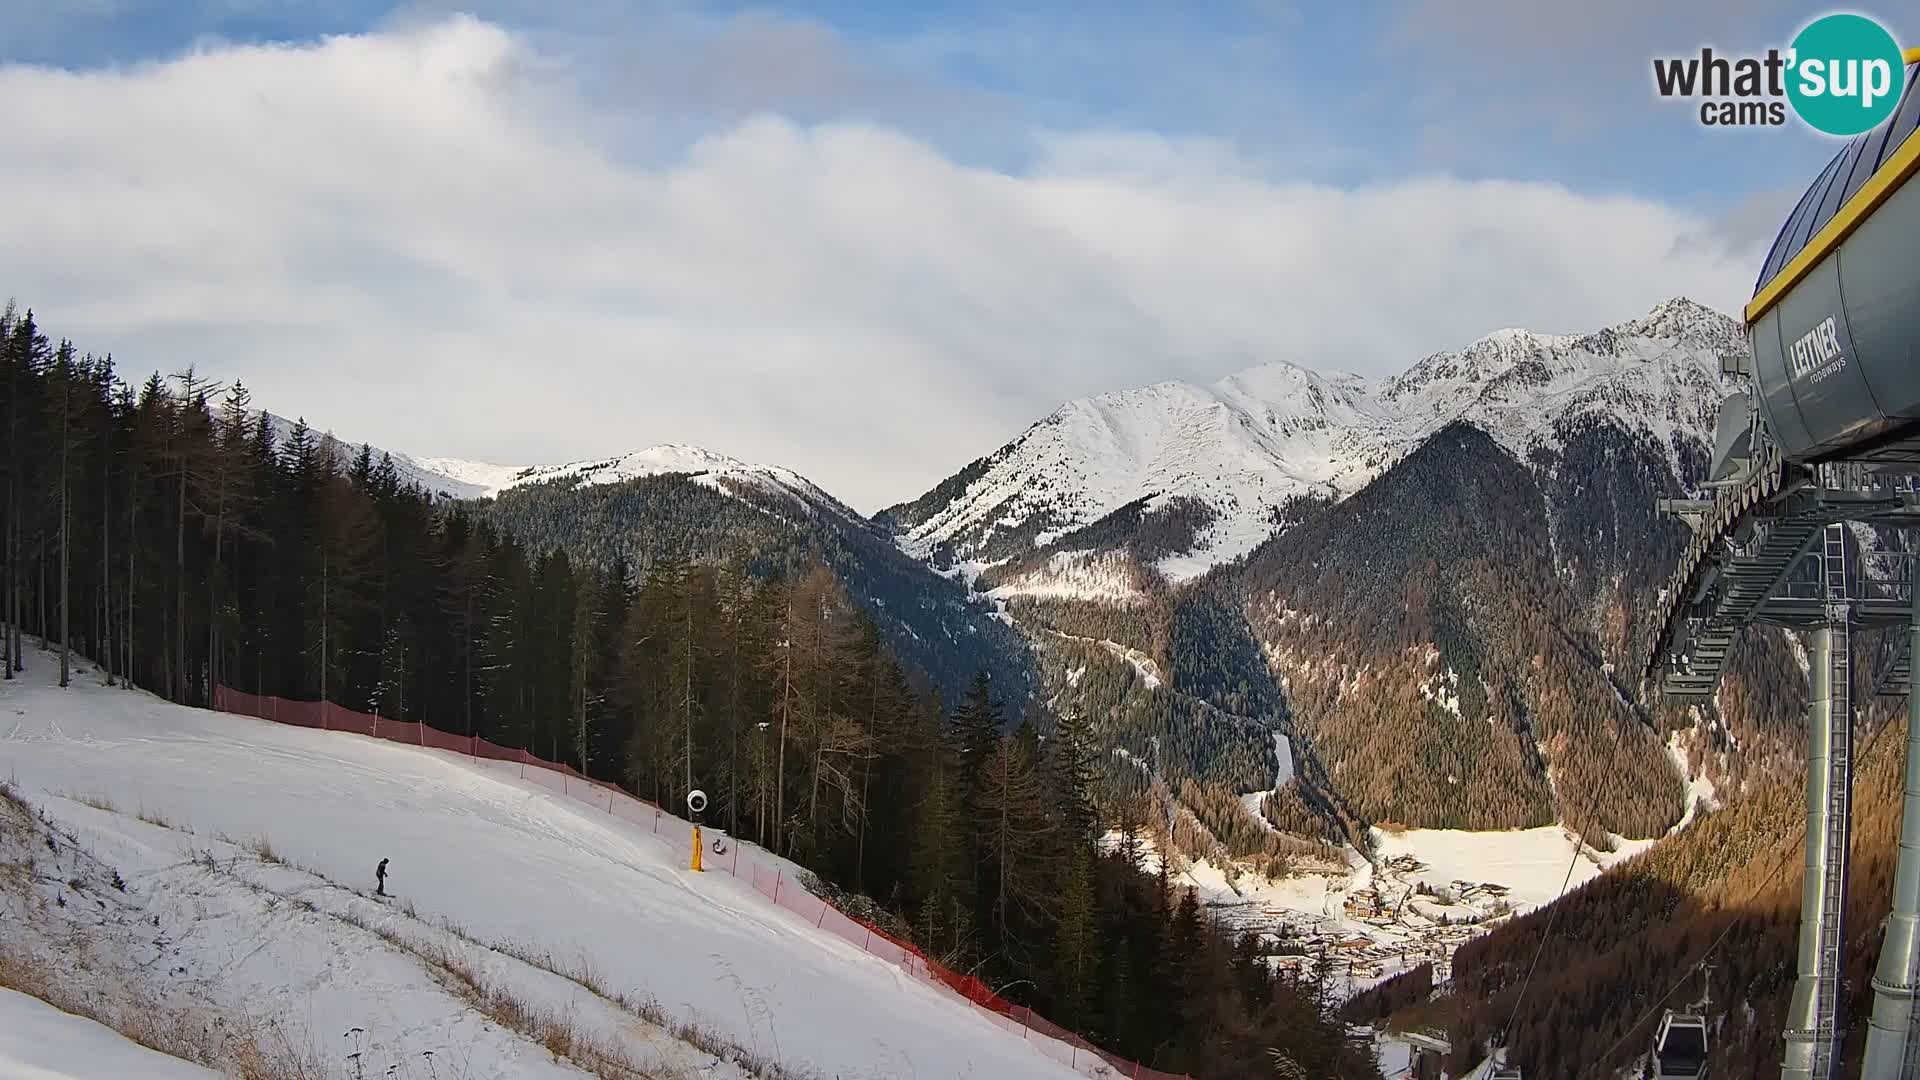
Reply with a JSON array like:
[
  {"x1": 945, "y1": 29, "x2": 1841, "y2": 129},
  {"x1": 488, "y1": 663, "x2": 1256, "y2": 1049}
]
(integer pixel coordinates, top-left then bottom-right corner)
[{"x1": 1649, "y1": 1011, "x2": 1709, "y2": 1079}]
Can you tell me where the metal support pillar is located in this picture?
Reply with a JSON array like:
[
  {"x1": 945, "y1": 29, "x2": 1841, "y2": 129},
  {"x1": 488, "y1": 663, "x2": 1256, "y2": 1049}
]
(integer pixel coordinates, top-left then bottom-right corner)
[
  {"x1": 1784, "y1": 523, "x2": 1854, "y2": 1080},
  {"x1": 1862, "y1": 573, "x2": 1920, "y2": 1078}
]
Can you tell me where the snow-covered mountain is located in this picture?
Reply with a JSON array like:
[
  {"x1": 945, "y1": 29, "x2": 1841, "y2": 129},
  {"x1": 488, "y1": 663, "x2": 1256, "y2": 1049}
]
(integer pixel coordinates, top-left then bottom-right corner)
[
  {"x1": 262, "y1": 412, "x2": 855, "y2": 521},
  {"x1": 412, "y1": 444, "x2": 847, "y2": 508},
  {"x1": 256, "y1": 411, "x2": 505, "y2": 501},
  {"x1": 885, "y1": 297, "x2": 1741, "y2": 586}
]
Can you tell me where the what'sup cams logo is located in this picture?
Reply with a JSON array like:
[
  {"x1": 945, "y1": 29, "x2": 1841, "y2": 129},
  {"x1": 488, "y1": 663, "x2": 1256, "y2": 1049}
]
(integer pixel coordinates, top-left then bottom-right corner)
[{"x1": 1653, "y1": 13, "x2": 1912, "y2": 135}]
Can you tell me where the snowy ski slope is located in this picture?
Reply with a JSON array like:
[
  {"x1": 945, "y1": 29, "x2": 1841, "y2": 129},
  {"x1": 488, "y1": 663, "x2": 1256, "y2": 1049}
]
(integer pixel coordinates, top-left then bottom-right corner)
[
  {"x1": 0, "y1": 988, "x2": 222, "y2": 1080},
  {"x1": 0, "y1": 657, "x2": 1087, "y2": 1079}
]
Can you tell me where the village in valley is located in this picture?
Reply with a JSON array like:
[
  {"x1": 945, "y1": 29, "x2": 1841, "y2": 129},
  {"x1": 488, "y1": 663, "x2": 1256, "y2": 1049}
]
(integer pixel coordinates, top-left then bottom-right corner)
[
  {"x1": 1200, "y1": 850, "x2": 1511, "y2": 990},
  {"x1": 1134, "y1": 823, "x2": 1637, "y2": 1001}
]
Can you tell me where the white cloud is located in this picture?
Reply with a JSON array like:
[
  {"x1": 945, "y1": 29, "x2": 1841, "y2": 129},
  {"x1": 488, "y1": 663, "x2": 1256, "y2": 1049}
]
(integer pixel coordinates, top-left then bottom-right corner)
[{"x1": 0, "y1": 16, "x2": 1759, "y2": 511}]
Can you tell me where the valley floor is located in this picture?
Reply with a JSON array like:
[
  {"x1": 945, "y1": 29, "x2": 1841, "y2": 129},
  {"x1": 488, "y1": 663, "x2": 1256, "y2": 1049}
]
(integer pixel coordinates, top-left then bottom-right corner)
[
  {"x1": 1123, "y1": 821, "x2": 1654, "y2": 997},
  {"x1": 0, "y1": 649, "x2": 1089, "y2": 1080}
]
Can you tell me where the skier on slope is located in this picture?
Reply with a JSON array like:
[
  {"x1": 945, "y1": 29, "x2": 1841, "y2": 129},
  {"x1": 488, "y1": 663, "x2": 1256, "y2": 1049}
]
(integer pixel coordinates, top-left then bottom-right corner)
[{"x1": 376, "y1": 857, "x2": 389, "y2": 897}]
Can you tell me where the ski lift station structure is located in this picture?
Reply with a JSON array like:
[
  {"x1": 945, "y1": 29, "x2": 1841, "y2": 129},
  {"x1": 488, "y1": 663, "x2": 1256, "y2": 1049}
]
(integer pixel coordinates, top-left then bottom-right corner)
[{"x1": 1645, "y1": 48, "x2": 1920, "y2": 1080}]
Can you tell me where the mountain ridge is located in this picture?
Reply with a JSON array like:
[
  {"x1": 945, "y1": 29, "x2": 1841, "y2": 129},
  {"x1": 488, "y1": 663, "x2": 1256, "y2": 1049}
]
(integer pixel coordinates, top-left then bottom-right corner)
[{"x1": 888, "y1": 296, "x2": 1739, "y2": 599}]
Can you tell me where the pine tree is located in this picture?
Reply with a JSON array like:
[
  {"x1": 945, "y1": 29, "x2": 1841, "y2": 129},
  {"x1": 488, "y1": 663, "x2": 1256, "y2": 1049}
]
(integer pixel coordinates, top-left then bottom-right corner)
[
  {"x1": 910, "y1": 701, "x2": 967, "y2": 942},
  {"x1": 1047, "y1": 708, "x2": 1101, "y2": 844},
  {"x1": 1052, "y1": 845, "x2": 1100, "y2": 1031},
  {"x1": 47, "y1": 341, "x2": 84, "y2": 687},
  {"x1": 570, "y1": 572, "x2": 600, "y2": 773},
  {"x1": 309, "y1": 457, "x2": 380, "y2": 706},
  {"x1": 205, "y1": 381, "x2": 260, "y2": 695},
  {"x1": 167, "y1": 368, "x2": 219, "y2": 704}
]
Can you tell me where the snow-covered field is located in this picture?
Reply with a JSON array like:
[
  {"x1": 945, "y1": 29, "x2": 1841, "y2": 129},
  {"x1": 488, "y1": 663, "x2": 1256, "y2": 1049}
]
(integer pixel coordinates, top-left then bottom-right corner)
[
  {"x1": 0, "y1": 652, "x2": 1087, "y2": 1080},
  {"x1": 1369, "y1": 824, "x2": 1652, "y2": 911},
  {"x1": 0, "y1": 987, "x2": 222, "y2": 1079}
]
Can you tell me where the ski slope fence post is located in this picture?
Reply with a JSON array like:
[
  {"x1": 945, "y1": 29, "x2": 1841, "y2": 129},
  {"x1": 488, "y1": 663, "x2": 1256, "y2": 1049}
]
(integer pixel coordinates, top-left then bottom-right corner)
[{"x1": 209, "y1": 685, "x2": 1192, "y2": 1080}]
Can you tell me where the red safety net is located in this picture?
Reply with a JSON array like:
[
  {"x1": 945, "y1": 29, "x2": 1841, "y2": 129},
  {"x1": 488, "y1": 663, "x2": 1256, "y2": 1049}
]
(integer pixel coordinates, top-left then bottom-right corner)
[{"x1": 209, "y1": 686, "x2": 1189, "y2": 1080}]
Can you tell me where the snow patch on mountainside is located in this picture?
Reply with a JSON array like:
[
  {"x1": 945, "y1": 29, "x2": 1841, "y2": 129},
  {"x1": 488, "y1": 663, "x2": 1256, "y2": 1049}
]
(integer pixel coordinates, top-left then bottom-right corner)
[
  {"x1": 404, "y1": 454, "x2": 534, "y2": 496},
  {"x1": 1666, "y1": 729, "x2": 1722, "y2": 832},
  {"x1": 987, "y1": 549, "x2": 1146, "y2": 605},
  {"x1": 1104, "y1": 640, "x2": 1163, "y2": 689},
  {"x1": 1239, "y1": 730, "x2": 1295, "y2": 832},
  {"x1": 894, "y1": 298, "x2": 1736, "y2": 577}
]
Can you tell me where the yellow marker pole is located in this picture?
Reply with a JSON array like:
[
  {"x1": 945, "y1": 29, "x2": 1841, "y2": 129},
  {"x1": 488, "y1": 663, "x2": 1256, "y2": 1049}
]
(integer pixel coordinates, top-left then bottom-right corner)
[
  {"x1": 691, "y1": 825, "x2": 703, "y2": 872},
  {"x1": 1906, "y1": 46, "x2": 1920, "y2": 65}
]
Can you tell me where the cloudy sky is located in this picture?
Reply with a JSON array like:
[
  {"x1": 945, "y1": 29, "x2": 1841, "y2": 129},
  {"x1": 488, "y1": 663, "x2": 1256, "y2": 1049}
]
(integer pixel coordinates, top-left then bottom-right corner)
[{"x1": 0, "y1": 1, "x2": 1880, "y2": 509}]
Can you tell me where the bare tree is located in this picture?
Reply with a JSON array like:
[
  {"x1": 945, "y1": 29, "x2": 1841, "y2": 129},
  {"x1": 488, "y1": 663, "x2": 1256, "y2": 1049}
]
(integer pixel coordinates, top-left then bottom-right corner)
[{"x1": 977, "y1": 738, "x2": 1059, "y2": 944}]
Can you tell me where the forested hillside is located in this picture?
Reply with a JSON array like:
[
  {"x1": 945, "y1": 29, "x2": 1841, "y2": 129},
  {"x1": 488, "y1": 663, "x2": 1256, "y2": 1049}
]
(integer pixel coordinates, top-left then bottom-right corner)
[
  {"x1": 480, "y1": 465, "x2": 1034, "y2": 705},
  {"x1": 0, "y1": 301, "x2": 1380, "y2": 1080},
  {"x1": 1237, "y1": 415, "x2": 1805, "y2": 842},
  {"x1": 1347, "y1": 686, "x2": 1912, "y2": 1078}
]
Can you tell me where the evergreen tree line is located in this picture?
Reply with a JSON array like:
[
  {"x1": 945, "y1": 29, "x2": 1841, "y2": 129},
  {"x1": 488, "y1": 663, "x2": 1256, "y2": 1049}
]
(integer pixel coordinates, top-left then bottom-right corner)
[{"x1": 0, "y1": 304, "x2": 1378, "y2": 1079}]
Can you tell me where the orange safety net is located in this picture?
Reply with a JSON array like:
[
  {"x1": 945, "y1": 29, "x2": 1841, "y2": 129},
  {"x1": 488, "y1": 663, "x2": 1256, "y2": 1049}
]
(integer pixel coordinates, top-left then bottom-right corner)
[{"x1": 209, "y1": 686, "x2": 1189, "y2": 1080}]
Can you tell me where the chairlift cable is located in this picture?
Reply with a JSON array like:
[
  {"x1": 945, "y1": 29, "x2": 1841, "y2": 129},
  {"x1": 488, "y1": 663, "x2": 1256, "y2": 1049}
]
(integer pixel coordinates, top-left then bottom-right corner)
[
  {"x1": 1581, "y1": 845, "x2": 1796, "y2": 1078},
  {"x1": 1497, "y1": 815, "x2": 1593, "y2": 1049}
]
